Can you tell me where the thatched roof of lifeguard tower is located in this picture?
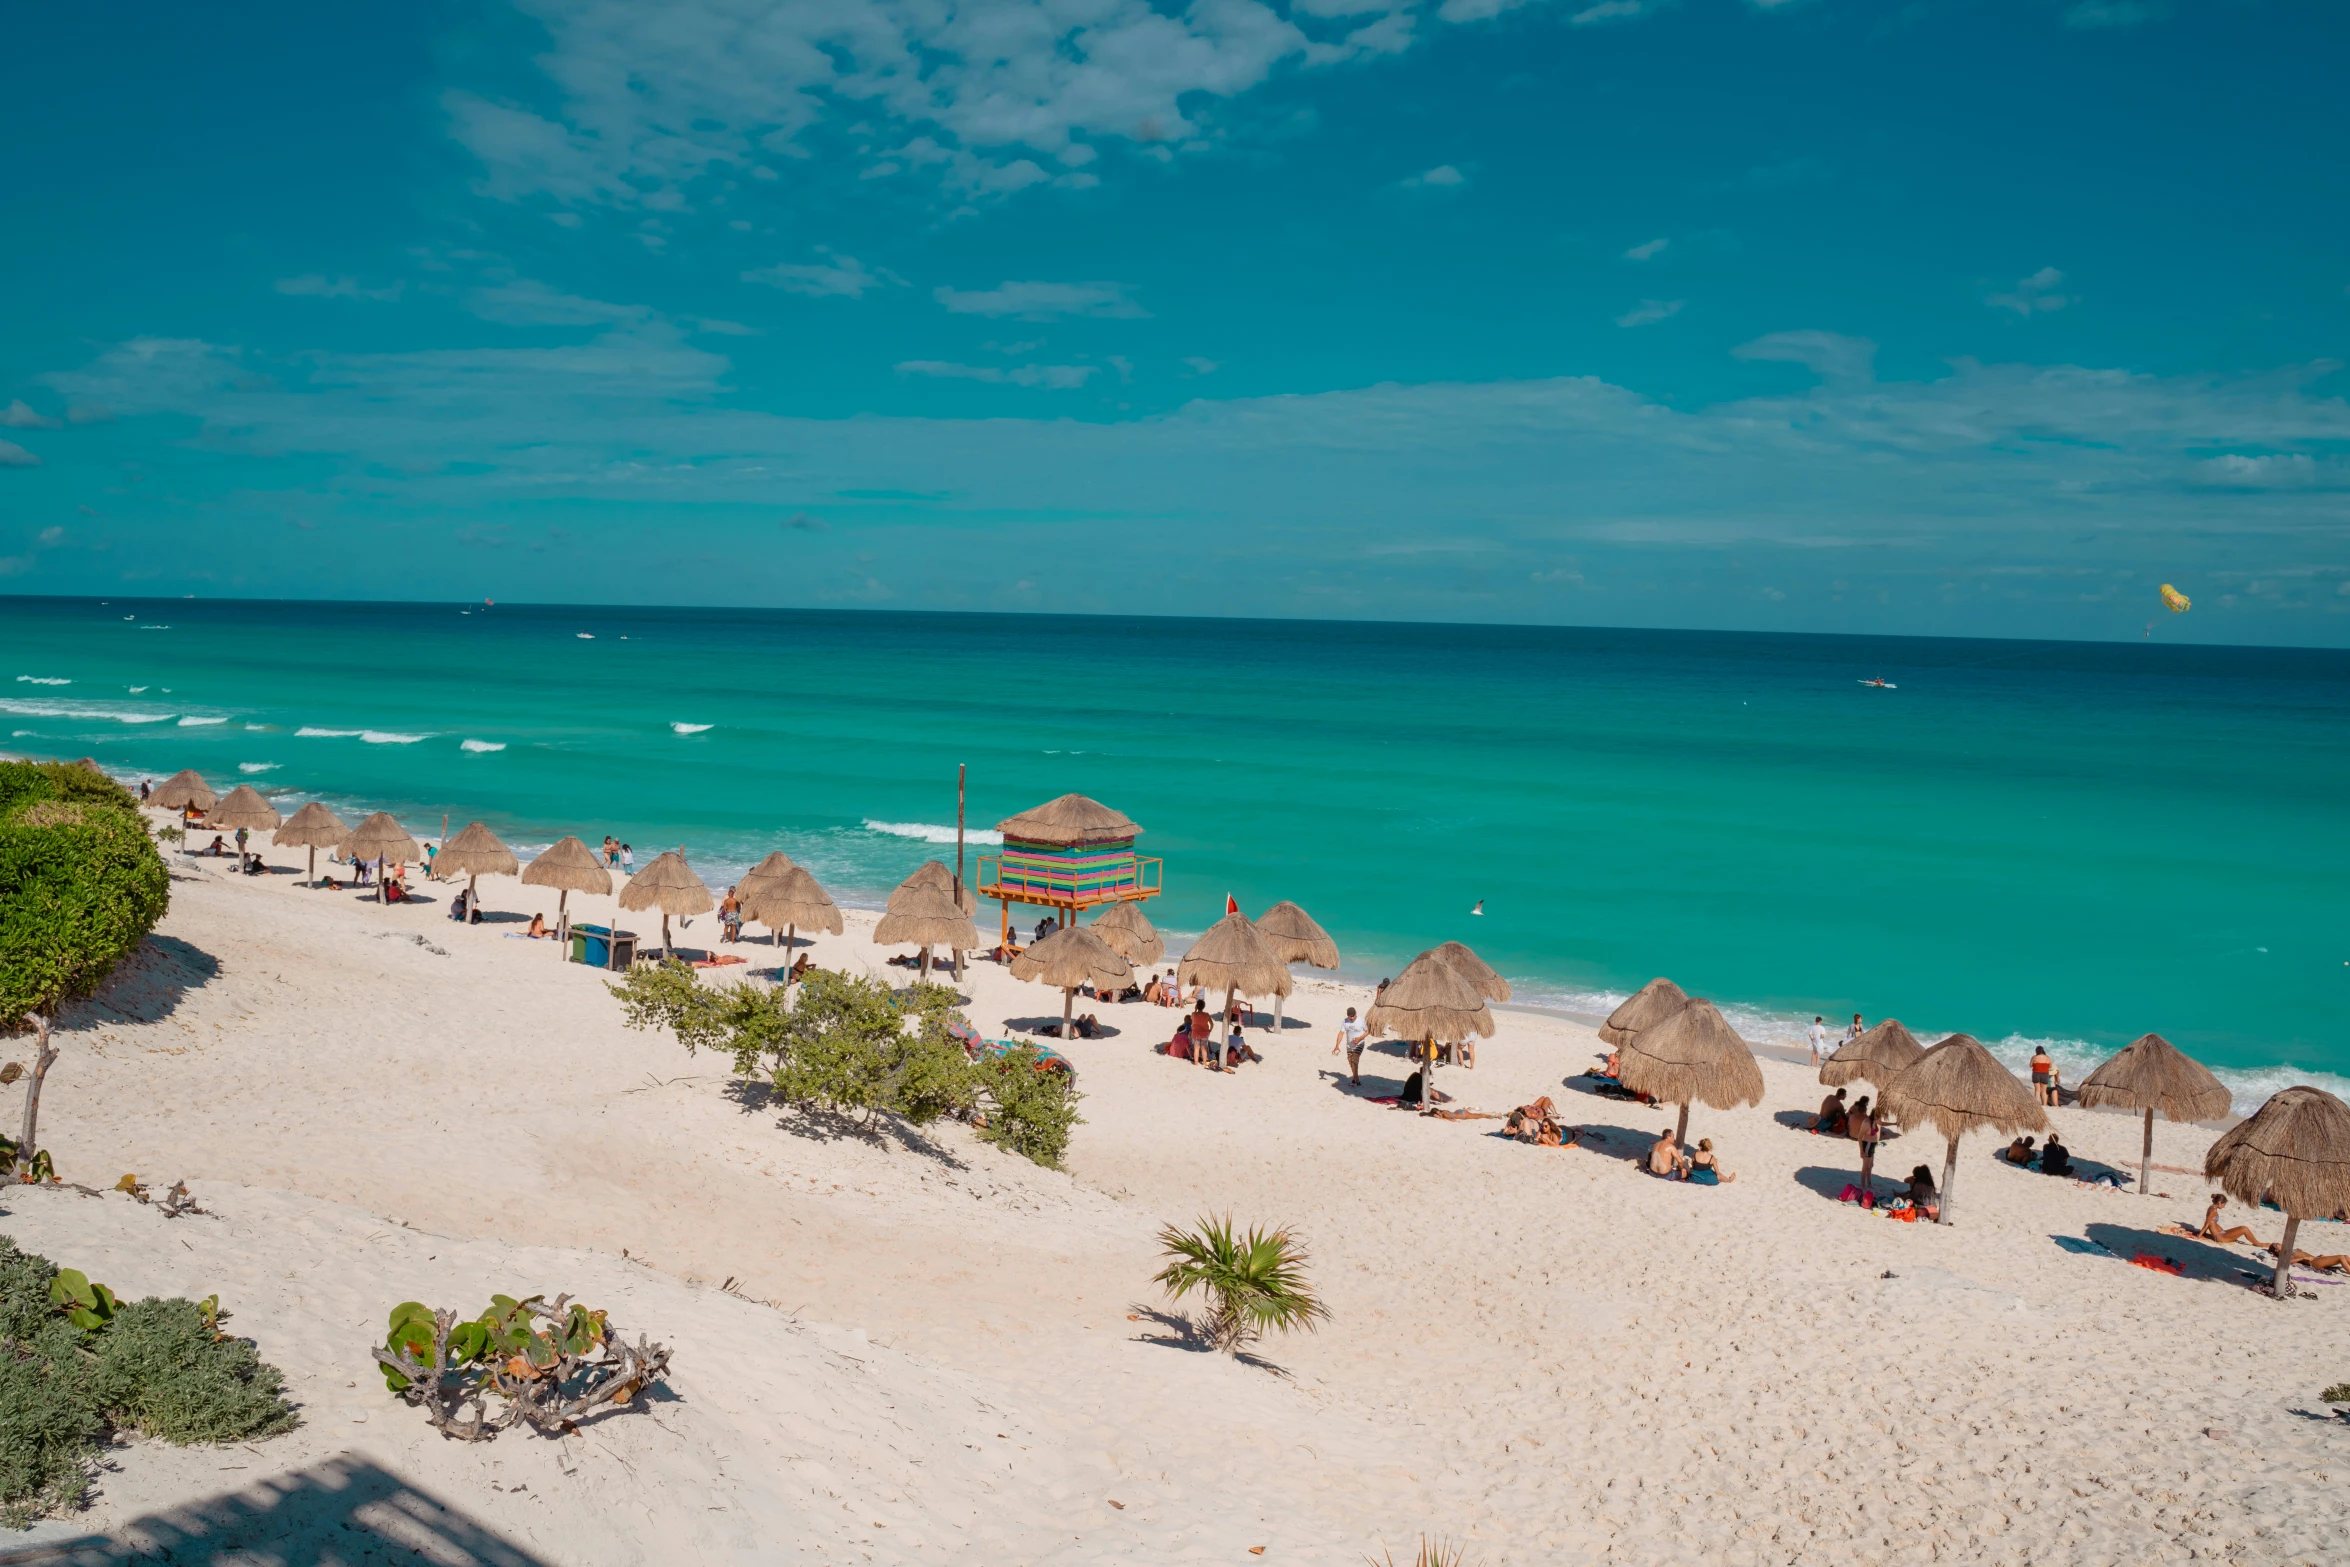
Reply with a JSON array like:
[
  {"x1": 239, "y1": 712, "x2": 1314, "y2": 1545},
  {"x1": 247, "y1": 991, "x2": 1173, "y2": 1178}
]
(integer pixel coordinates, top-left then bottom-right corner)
[{"x1": 995, "y1": 793, "x2": 1141, "y2": 847}]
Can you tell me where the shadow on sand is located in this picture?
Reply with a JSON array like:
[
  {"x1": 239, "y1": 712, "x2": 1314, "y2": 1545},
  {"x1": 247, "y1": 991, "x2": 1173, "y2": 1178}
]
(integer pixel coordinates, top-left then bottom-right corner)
[
  {"x1": 63, "y1": 934, "x2": 220, "y2": 1032},
  {"x1": 0, "y1": 1456, "x2": 553, "y2": 1567}
]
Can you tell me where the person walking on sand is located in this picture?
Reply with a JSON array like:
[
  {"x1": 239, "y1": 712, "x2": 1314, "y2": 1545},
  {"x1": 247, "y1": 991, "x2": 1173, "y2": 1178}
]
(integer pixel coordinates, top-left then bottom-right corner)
[
  {"x1": 1808, "y1": 1016, "x2": 1829, "y2": 1066},
  {"x1": 1333, "y1": 1007, "x2": 1369, "y2": 1085},
  {"x1": 2030, "y1": 1046, "x2": 2060, "y2": 1107},
  {"x1": 1848, "y1": 1095, "x2": 1881, "y2": 1193}
]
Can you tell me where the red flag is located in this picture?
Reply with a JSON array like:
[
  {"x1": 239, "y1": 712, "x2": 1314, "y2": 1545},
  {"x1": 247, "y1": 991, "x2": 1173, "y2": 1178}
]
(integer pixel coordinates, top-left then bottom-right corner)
[{"x1": 1225, "y1": 893, "x2": 1239, "y2": 916}]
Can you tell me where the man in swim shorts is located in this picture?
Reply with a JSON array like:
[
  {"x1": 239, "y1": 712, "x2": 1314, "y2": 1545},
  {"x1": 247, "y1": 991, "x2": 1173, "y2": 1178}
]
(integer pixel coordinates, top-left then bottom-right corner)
[{"x1": 1333, "y1": 1007, "x2": 1369, "y2": 1085}]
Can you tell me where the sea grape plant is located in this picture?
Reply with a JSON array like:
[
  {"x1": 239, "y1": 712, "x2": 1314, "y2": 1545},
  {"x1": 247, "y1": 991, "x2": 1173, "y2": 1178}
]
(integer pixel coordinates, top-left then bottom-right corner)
[{"x1": 375, "y1": 1293, "x2": 673, "y2": 1442}]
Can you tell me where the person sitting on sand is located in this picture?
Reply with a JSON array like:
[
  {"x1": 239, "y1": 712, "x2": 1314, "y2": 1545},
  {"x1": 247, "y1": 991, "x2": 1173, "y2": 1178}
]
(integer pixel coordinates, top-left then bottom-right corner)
[
  {"x1": 1597, "y1": 1049, "x2": 1621, "y2": 1081},
  {"x1": 2199, "y1": 1194, "x2": 2261, "y2": 1245},
  {"x1": 1142, "y1": 974, "x2": 1164, "y2": 1005},
  {"x1": 1687, "y1": 1138, "x2": 1736, "y2": 1185},
  {"x1": 787, "y1": 953, "x2": 812, "y2": 981},
  {"x1": 1397, "y1": 1068, "x2": 1452, "y2": 1108},
  {"x1": 204, "y1": 834, "x2": 227, "y2": 857},
  {"x1": 1073, "y1": 1013, "x2": 1102, "y2": 1039},
  {"x1": 524, "y1": 912, "x2": 548, "y2": 939},
  {"x1": 1226, "y1": 1027, "x2": 1261, "y2": 1067},
  {"x1": 2038, "y1": 1133, "x2": 2073, "y2": 1178},
  {"x1": 2003, "y1": 1136, "x2": 2038, "y2": 1166},
  {"x1": 1648, "y1": 1128, "x2": 1689, "y2": 1180},
  {"x1": 1811, "y1": 1089, "x2": 1849, "y2": 1135},
  {"x1": 1904, "y1": 1165, "x2": 1940, "y2": 1220}
]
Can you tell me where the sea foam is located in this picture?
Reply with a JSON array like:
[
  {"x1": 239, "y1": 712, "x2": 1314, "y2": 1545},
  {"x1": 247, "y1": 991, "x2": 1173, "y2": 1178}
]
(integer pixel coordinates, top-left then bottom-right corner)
[
  {"x1": 0, "y1": 699, "x2": 173, "y2": 724},
  {"x1": 15, "y1": 676, "x2": 69, "y2": 685},
  {"x1": 363, "y1": 731, "x2": 427, "y2": 744},
  {"x1": 296, "y1": 727, "x2": 361, "y2": 738},
  {"x1": 460, "y1": 739, "x2": 506, "y2": 753},
  {"x1": 862, "y1": 820, "x2": 1003, "y2": 846},
  {"x1": 671, "y1": 722, "x2": 714, "y2": 734},
  {"x1": 239, "y1": 762, "x2": 279, "y2": 774},
  {"x1": 178, "y1": 715, "x2": 229, "y2": 726}
]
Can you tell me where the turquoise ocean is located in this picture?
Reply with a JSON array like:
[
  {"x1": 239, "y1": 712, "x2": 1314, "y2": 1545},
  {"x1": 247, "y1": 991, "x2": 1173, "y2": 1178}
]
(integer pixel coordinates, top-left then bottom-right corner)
[{"x1": 6, "y1": 595, "x2": 2345, "y2": 1110}]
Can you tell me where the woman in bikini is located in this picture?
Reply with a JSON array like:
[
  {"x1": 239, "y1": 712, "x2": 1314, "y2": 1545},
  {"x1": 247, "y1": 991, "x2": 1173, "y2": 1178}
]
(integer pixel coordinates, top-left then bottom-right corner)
[
  {"x1": 2199, "y1": 1194, "x2": 2261, "y2": 1245},
  {"x1": 1686, "y1": 1139, "x2": 1736, "y2": 1185}
]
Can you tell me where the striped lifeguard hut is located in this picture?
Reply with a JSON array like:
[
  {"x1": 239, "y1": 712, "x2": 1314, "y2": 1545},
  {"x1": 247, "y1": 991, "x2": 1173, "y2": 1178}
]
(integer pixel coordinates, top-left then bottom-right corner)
[{"x1": 976, "y1": 793, "x2": 1162, "y2": 947}]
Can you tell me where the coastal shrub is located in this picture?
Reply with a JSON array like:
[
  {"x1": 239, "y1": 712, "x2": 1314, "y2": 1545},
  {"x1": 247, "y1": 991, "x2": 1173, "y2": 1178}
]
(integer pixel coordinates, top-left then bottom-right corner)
[
  {"x1": 1152, "y1": 1215, "x2": 1330, "y2": 1356},
  {"x1": 0, "y1": 760, "x2": 168, "y2": 1027},
  {"x1": 375, "y1": 1292, "x2": 672, "y2": 1443},
  {"x1": 2322, "y1": 1382, "x2": 2350, "y2": 1403},
  {"x1": 0, "y1": 1238, "x2": 293, "y2": 1526},
  {"x1": 971, "y1": 1045, "x2": 1082, "y2": 1169},
  {"x1": 770, "y1": 972, "x2": 973, "y2": 1132}
]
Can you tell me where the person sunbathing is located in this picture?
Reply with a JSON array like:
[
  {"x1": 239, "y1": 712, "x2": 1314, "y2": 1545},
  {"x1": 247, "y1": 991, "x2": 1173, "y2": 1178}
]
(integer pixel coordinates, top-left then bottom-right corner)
[
  {"x1": 2263, "y1": 1242, "x2": 2350, "y2": 1273},
  {"x1": 525, "y1": 912, "x2": 548, "y2": 939},
  {"x1": 1811, "y1": 1089, "x2": 1849, "y2": 1135},
  {"x1": 2199, "y1": 1194, "x2": 2262, "y2": 1245},
  {"x1": 2002, "y1": 1136, "x2": 2038, "y2": 1166},
  {"x1": 1505, "y1": 1097, "x2": 1559, "y2": 1139},
  {"x1": 1686, "y1": 1138, "x2": 1735, "y2": 1185},
  {"x1": 1903, "y1": 1164, "x2": 1940, "y2": 1220},
  {"x1": 1397, "y1": 1068, "x2": 1452, "y2": 1108},
  {"x1": 1073, "y1": 1013, "x2": 1103, "y2": 1039},
  {"x1": 1594, "y1": 1050, "x2": 1622, "y2": 1081},
  {"x1": 1647, "y1": 1129, "x2": 1689, "y2": 1179}
]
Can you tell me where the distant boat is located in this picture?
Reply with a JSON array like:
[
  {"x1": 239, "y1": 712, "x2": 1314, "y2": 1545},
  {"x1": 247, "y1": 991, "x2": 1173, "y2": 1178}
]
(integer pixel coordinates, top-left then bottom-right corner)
[{"x1": 1859, "y1": 677, "x2": 1897, "y2": 689}]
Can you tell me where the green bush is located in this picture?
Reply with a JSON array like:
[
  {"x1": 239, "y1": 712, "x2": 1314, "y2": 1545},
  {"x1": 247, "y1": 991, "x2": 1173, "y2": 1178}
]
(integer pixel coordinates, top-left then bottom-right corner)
[
  {"x1": 972, "y1": 1046, "x2": 1082, "y2": 1169},
  {"x1": 0, "y1": 761, "x2": 169, "y2": 1029},
  {"x1": 0, "y1": 1238, "x2": 294, "y2": 1527}
]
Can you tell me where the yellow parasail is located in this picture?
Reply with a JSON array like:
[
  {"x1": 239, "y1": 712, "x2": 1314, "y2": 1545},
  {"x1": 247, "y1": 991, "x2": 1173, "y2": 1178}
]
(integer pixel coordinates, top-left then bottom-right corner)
[{"x1": 2159, "y1": 584, "x2": 2191, "y2": 614}]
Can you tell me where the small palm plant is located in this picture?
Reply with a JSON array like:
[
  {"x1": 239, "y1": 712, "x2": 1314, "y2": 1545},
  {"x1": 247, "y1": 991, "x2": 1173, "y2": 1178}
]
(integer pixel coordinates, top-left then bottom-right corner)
[{"x1": 1151, "y1": 1215, "x2": 1328, "y2": 1354}]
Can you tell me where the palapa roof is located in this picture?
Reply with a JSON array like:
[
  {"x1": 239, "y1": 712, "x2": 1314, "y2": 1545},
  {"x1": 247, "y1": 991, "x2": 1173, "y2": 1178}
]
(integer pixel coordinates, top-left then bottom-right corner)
[
  {"x1": 272, "y1": 800, "x2": 348, "y2": 849},
  {"x1": 206, "y1": 783, "x2": 283, "y2": 831},
  {"x1": 994, "y1": 792, "x2": 1142, "y2": 847},
  {"x1": 2205, "y1": 1085, "x2": 2350, "y2": 1219},
  {"x1": 1429, "y1": 939, "x2": 1508, "y2": 1002},
  {"x1": 2078, "y1": 1033, "x2": 2232, "y2": 1124},
  {"x1": 740, "y1": 863, "x2": 844, "y2": 935},
  {"x1": 618, "y1": 849, "x2": 715, "y2": 917},
  {"x1": 434, "y1": 821, "x2": 519, "y2": 880},
  {"x1": 1177, "y1": 912, "x2": 1293, "y2": 998},
  {"x1": 1598, "y1": 977, "x2": 1688, "y2": 1047},
  {"x1": 338, "y1": 811, "x2": 420, "y2": 864},
  {"x1": 1880, "y1": 1034, "x2": 2048, "y2": 1144},
  {"x1": 735, "y1": 850, "x2": 799, "y2": 898},
  {"x1": 150, "y1": 769, "x2": 217, "y2": 813},
  {"x1": 872, "y1": 885, "x2": 979, "y2": 950},
  {"x1": 521, "y1": 835, "x2": 613, "y2": 896},
  {"x1": 1617, "y1": 998, "x2": 1764, "y2": 1110},
  {"x1": 1366, "y1": 956, "x2": 1494, "y2": 1044},
  {"x1": 1011, "y1": 925, "x2": 1133, "y2": 993},
  {"x1": 1820, "y1": 1018, "x2": 1926, "y2": 1090},
  {"x1": 1255, "y1": 902, "x2": 1340, "y2": 969},
  {"x1": 893, "y1": 858, "x2": 976, "y2": 915},
  {"x1": 1090, "y1": 900, "x2": 1165, "y2": 966}
]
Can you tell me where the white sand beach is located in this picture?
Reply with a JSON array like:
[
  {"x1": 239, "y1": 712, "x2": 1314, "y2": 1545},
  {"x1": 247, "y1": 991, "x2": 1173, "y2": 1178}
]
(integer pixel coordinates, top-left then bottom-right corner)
[{"x1": 5, "y1": 823, "x2": 2346, "y2": 1565}]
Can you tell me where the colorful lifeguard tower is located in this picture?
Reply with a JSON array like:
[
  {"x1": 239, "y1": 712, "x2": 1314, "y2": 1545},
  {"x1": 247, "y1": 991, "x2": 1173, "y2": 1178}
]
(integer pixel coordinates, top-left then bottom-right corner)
[{"x1": 976, "y1": 793, "x2": 1162, "y2": 945}]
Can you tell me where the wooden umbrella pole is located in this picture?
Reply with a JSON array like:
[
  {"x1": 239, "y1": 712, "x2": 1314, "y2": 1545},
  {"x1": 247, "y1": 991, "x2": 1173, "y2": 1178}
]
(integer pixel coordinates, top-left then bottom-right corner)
[
  {"x1": 663, "y1": 912, "x2": 672, "y2": 961},
  {"x1": 2140, "y1": 1108, "x2": 2155, "y2": 1197},
  {"x1": 1674, "y1": 1101, "x2": 1690, "y2": 1148},
  {"x1": 2271, "y1": 1216, "x2": 2300, "y2": 1299},
  {"x1": 557, "y1": 889, "x2": 569, "y2": 951},
  {"x1": 1062, "y1": 986, "x2": 1074, "y2": 1037},
  {"x1": 307, "y1": 846, "x2": 316, "y2": 886},
  {"x1": 1937, "y1": 1134, "x2": 1960, "y2": 1226}
]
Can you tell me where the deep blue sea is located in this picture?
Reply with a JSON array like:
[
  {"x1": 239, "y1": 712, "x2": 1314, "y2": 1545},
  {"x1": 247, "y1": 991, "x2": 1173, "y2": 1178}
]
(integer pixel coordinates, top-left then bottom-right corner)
[{"x1": 6, "y1": 595, "x2": 2345, "y2": 1109}]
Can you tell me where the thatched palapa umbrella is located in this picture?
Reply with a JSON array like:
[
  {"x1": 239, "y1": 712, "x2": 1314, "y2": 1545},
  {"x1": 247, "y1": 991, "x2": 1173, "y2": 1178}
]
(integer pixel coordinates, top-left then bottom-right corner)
[
  {"x1": 1255, "y1": 901, "x2": 1340, "y2": 1037},
  {"x1": 151, "y1": 769, "x2": 217, "y2": 818},
  {"x1": 1430, "y1": 940, "x2": 1510, "y2": 1002},
  {"x1": 735, "y1": 851, "x2": 798, "y2": 920},
  {"x1": 1012, "y1": 926, "x2": 1132, "y2": 1037},
  {"x1": 207, "y1": 784, "x2": 281, "y2": 864},
  {"x1": 1367, "y1": 956, "x2": 1494, "y2": 1112},
  {"x1": 273, "y1": 801, "x2": 347, "y2": 886},
  {"x1": 1600, "y1": 977, "x2": 1688, "y2": 1048},
  {"x1": 1616, "y1": 998, "x2": 1764, "y2": 1148},
  {"x1": 435, "y1": 821, "x2": 519, "y2": 919},
  {"x1": 2078, "y1": 1033, "x2": 2232, "y2": 1199},
  {"x1": 338, "y1": 812, "x2": 421, "y2": 905},
  {"x1": 2205, "y1": 1086, "x2": 2350, "y2": 1299},
  {"x1": 1881, "y1": 1034, "x2": 2048, "y2": 1226},
  {"x1": 1090, "y1": 900, "x2": 1164, "y2": 967},
  {"x1": 1178, "y1": 912, "x2": 1292, "y2": 1043},
  {"x1": 1820, "y1": 1018, "x2": 1926, "y2": 1091},
  {"x1": 740, "y1": 864, "x2": 842, "y2": 988},
  {"x1": 520, "y1": 835, "x2": 611, "y2": 948},
  {"x1": 619, "y1": 849, "x2": 713, "y2": 961},
  {"x1": 894, "y1": 858, "x2": 978, "y2": 915},
  {"x1": 873, "y1": 885, "x2": 978, "y2": 983}
]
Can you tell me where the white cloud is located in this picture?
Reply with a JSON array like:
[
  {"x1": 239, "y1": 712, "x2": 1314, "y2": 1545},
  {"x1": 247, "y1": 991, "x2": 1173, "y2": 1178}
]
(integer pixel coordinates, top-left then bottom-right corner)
[
  {"x1": 1401, "y1": 164, "x2": 1465, "y2": 188},
  {"x1": 0, "y1": 439, "x2": 40, "y2": 468},
  {"x1": 1624, "y1": 237, "x2": 1669, "y2": 261},
  {"x1": 1, "y1": 400, "x2": 61, "y2": 430},
  {"x1": 933, "y1": 281, "x2": 1146, "y2": 319},
  {"x1": 2194, "y1": 453, "x2": 2327, "y2": 490},
  {"x1": 275, "y1": 275, "x2": 405, "y2": 302},
  {"x1": 1616, "y1": 299, "x2": 1684, "y2": 328},
  {"x1": 896, "y1": 360, "x2": 1097, "y2": 389},
  {"x1": 743, "y1": 253, "x2": 895, "y2": 299},
  {"x1": 467, "y1": 280, "x2": 651, "y2": 326},
  {"x1": 1733, "y1": 330, "x2": 1877, "y2": 383},
  {"x1": 1987, "y1": 267, "x2": 2076, "y2": 316}
]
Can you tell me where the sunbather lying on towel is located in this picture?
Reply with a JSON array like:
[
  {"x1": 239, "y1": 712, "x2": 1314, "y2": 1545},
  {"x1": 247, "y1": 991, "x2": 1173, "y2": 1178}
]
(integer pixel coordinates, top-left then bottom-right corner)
[{"x1": 2263, "y1": 1243, "x2": 2350, "y2": 1273}]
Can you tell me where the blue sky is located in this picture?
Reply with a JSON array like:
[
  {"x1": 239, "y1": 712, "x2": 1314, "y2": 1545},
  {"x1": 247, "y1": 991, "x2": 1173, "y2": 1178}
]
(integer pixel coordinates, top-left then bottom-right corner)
[{"x1": 4, "y1": 0, "x2": 2347, "y2": 640}]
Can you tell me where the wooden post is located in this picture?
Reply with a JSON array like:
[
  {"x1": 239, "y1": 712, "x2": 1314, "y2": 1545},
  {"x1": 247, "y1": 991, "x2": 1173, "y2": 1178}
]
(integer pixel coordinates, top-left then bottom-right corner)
[
  {"x1": 2140, "y1": 1107, "x2": 2155, "y2": 1197},
  {"x1": 557, "y1": 889, "x2": 570, "y2": 952},
  {"x1": 1936, "y1": 1134, "x2": 1960, "y2": 1225},
  {"x1": 1674, "y1": 1101, "x2": 1690, "y2": 1148},
  {"x1": 2271, "y1": 1216, "x2": 2301, "y2": 1298}
]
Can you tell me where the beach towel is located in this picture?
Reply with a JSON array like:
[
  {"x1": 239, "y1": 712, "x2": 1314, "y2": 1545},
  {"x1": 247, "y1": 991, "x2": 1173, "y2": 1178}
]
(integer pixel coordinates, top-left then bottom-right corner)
[
  {"x1": 2129, "y1": 1253, "x2": 2184, "y2": 1276},
  {"x1": 692, "y1": 955, "x2": 747, "y2": 968}
]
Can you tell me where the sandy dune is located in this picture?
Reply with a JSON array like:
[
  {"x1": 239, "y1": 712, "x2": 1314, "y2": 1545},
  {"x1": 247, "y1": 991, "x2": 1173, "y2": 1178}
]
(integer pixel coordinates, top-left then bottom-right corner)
[{"x1": 4, "y1": 832, "x2": 2345, "y2": 1564}]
